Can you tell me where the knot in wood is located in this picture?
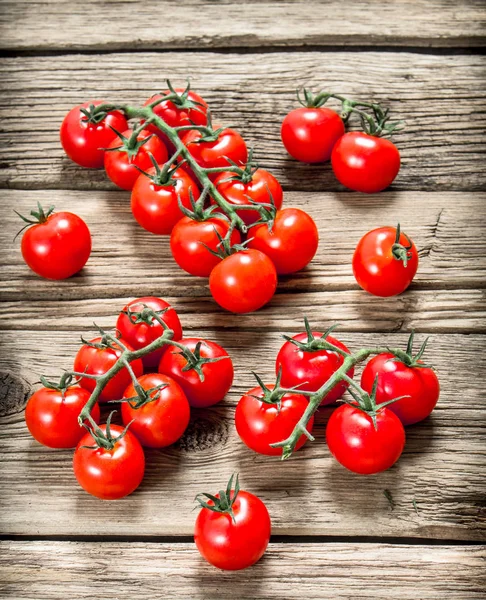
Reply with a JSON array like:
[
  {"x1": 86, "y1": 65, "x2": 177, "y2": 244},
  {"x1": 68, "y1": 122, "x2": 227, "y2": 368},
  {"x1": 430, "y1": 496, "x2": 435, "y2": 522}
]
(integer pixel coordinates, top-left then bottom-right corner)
[{"x1": 0, "y1": 371, "x2": 32, "y2": 417}]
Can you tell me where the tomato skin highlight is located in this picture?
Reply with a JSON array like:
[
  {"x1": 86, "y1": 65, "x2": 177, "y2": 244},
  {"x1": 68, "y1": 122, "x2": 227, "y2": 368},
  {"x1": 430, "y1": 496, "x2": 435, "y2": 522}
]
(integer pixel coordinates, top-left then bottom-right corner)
[
  {"x1": 73, "y1": 424, "x2": 145, "y2": 500},
  {"x1": 209, "y1": 249, "x2": 277, "y2": 313},
  {"x1": 353, "y1": 226, "x2": 419, "y2": 297},
  {"x1": 326, "y1": 403, "x2": 405, "y2": 474},
  {"x1": 25, "y1": 386, "x2": 100, "y2": 449},
  {"x1": 182, "y1": 128, "x2": 248, "y2": 176},
  {"x1": 195, "y1": 490, "x2": 271, "y2": 570},
  {"x1": 281, "y1": 107, "x2": 345, "y2": 163},
  {"x1": 235, "y1": 386, "x2": 314, "y2": 456},
  {"x1": 361, "y1": 353, "x2": 440, "y2": 426},
  {"x1": 170, "y1": 216, "x2": 241, "y2": 277},
  {"x1": 60, "y1": 100, "x2": 128, "y2": 169},
  {"x1": 331, "y1": 132, "x2": 400, "y2": 193}
]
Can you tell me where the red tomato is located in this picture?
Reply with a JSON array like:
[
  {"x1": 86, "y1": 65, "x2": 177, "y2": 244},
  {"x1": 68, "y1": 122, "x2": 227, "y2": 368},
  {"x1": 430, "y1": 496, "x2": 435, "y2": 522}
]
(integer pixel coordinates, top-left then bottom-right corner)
[
  {"x1": 121, "y1": 373, "x2": 190, "y2": 448},
  {"x1": 276, "y1": 331, "x2": 354, "y2": 403},
  {"x1": 18, "y1": 205, "x2": 91, "y2": 280},
  {"x1": 331, "y1": 132, "x2": 400, "y2": 193},
  {"x1": 361, "y1": 353, "x2": 440, "y2": 426},
  {"x1": 131, "y1": 167, "x2": 199, "y2": 235},
  {"x1": 281, "y1": 106, "x2": 344, "y2": 163},
  {"x1": 213, "y1": 168, "x2": 283, "y2": 226},
  {"x1": 182, "y1": 127, "x2": 247, "y2": 176},
  {"x1": 353, "y1": 226, "x2": 419, "y2": 297},
  {"x1": 170, "y1": 216, "x2": 241, "y2": 277},
  {"x1": 73, "y1": 337, "x2": 143, "y2": 403},
  {"x1": 158, "y1": 338, "x2": 233, "y2": 408},
  {"x1": 248, "y1": 208, "x2": 318, "y2": 274},
  {"x1": 73, "y1": 423, "x2": 145, "y2": 499},
  {"x1": 326, "y1": 403, "x2": 405, "y2": 474},
  {"x1": 235, "y1": 385, "x2": 314, "y2": 456},
  {"x1": 104, "y1": 129, "x2": 168, "y2": 191},
  {"x1": 25, "y1": 385, "x2": 100, "y2": 448},
  {"x1": 116, "y1": 297, "x2": 183, "y2": 371},
  {"x1": 60, "y1": 100, "x2": 128, "y2": 169},
  {"x1": 209, "y1": 249, "x2": 277, "y2": 313}
]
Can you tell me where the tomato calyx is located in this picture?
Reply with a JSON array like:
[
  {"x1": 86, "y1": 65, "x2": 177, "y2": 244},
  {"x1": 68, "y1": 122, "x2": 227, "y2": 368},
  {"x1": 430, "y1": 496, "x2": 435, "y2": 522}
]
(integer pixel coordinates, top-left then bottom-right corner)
[
  {"x1": 150, "y1": 79, "x2": 206, "y2": 114},
  {"x1": 121, "y1": 302, "x2": 170, "y2": 328},
  {"x1": 106, "y1": 122, "x2": 155, "y2": 160},
  {"x1": 170, "y1": 339, "x2": 230, "y2": 382},
  {"x1": 387, "y1": 331, "x2": 433, "y2": 369},
  {"x1": 250, "y1": 369, "x2": 313, "y2": 409},
  {"x1": 14, "y1": 202, "x2": 55, "y2": 238},
  {"x1": 297, "y1": 87, "x2": 334, "y2": 109},
  {"x1": 80, "y1": 325, "x2": 123, "y2": 352},
  {"x1": 38, "y1": 372, "x2": 81, "y2": 398},
  {"x1": 81, "y1": 410, "x2": 132, "y2": 451},
  {"x1": 391, "y1": 223, "x2": 414, "y2": 267},
  {"x1": 216, "y1": 149, "x2": 260, "y2": 185},
  {"x1": 134, "y1": 150, "x2": 183, "y2": 187},
  {"x1": 195, "y1": 473, "x2": 240, "y2": 523},
  {"x1": 178, "y1": 186, "x2": 220, "y2": 222},
  {"x1": 178, "y1": 110, "x2": 227, "y2": 143},
  {"x1": 120, "y1": 382, "x2": 170, "y2": 409},
  {"x1": 283, "y1": 318, "x2": 348, "y2": 356},
  {"x1": 79, "y1": 103, "x2": 118, "y2": 125},
  {"x1": 202, "y1": 227, "x2": 251, "y2": 259}
]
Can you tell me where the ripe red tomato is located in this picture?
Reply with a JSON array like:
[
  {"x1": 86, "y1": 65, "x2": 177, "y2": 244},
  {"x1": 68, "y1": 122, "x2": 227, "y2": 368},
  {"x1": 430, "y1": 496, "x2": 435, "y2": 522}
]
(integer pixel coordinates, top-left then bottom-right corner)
[
  {"x1": 326, "y1": 403, "x2": 405, "y2": 474},
  {"x1": 170, "y1": 216, "x2": 241, "y2": 277},
  {"x1": 73, "y1": 337, "x2": 143, "y2": 403},
  {"x1": 18, "y1": 205, "x2": 91, "y2": 280},
  {"x1": 121, "y1": 373, "x2": 190, "y2": 448},
  {"x1": 276, "y1": 331, "x2": 354, "y2": 403},
  {"x1": 25, "y1": 385, "x2": 100, "y2": 448},
  {"x1": 131, "y1": 167, "x2": 199, "y2": 235},
  {"x1": 353, "y1": 226, "x2": 419, "y2": 297},
  {"x1": 331, "y1": 132, "x2": 400, "y2": 193},
  {"x1": 213, "y1": 168, "x2": 283, "y2": 226},
  {"x1": 209, "y1": 249, "x2": 277, "y2": 313},
  {"x1": 60, "y1": 100, "x2": 128, "y2": 168},
  {"x1": 248, "y1": 208, "x2": 318, "y2": 274},
  {"x1": 158, "y1": 338, "x2": 233, "y2": 408},
  {"x1": 116, "y1": 297, "x2": 183, "y2": 371},
  {"x1": 182, "y1": 127, "x2": 247, "y2": 175},
  {"x1": 281, "y1": 106, "x2": 344, "y2": 163},
  {"x1": 73, "y1": 423, "x2": 145, "y2": 499},
  {"x1": 361, "y1": 353, "x2": 440, "y2": 426},
  {"x1": 235, "y1": 385, "x2": 314, "y2": 456},
  {"x1": 104, "y1": 129, "x2": 168, "y2": 191}
]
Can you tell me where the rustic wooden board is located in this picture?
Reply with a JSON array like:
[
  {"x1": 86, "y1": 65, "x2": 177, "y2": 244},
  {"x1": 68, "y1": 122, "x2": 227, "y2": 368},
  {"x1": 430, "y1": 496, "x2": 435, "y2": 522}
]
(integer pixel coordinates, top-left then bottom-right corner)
[{"x1": 1, "y1": 52, "x2": 485, "y2": 192}]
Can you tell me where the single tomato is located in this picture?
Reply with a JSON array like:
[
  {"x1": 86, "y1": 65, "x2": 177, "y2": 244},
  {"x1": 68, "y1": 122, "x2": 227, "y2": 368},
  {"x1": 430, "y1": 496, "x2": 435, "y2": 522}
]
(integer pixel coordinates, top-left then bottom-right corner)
[{"x1": 182, "y1": 126, "x2": 247, "y2": 176}]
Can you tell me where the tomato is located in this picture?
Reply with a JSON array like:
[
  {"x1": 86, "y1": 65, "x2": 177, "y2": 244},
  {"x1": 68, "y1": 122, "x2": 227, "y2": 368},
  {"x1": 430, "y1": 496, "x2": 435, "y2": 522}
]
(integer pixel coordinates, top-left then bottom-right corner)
[
  {"x1": 25, "y1": 385, "x2": 100, "y2": 448},
  {"x1": 209, "y1": 249, "x2": 277, "y2": 313},
  {"x1": 353, "y1": 225, "x2": 419, "y2": 297},
  {"x1": 60, "y1": 100, "x2": 128, "y2": 169},
  {"x1": 235, "y1": 385, "x2": 314, "y2": 456},
  {"x1": 116, "y1": 297, "x2": 183, "y2": 371},
  {"x1": 194, "y1": 476, "x2": 271, "y2": 570},
  {"x1": 73, "y1": 337, "x2": 143, "y2": 403},
  {"x1": 121, "y1": 373, "x2": 190, "y2": 448},
  {"x1": 213, "y1": 168, "x2": 283, "y2": 226},
  {"x1": 326, "y1": 403, "x2": 405, "y2": 474},
  {"x1": 247, "y1": 208, "x2": 318, "y2": 274},
  {"x1": 331, "y1": 132, "x2": 400, "y2": 193},
  {"x1": 158, "y1": 338, "x2": 233, "y2": 408},
  {"x1": 182, "y1": 127, "x2": 247, "y2": 176},
  {"x1": 170, "y1": 216, "x2": 241, "y2": 277},
  {"x1": 281, "y1": 106, "x2": 345, "y2": 163},
  {"x1": 73, "y1": 422, "x2": 145, "y2": 499},
  {"x1": 104, "y1": 128, "x2": 168, "y2": 191},
  {"x1": 131, "y1": 167, "x2": 199, "y2": 235},
  {"x1": 18, "y1": 204, "x2": 91, "y2": 280}
]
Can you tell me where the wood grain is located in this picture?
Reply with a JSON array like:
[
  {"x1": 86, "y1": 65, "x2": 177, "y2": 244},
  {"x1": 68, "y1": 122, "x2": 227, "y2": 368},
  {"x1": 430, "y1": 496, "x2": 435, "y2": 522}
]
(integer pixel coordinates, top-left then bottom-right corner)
[{"x1": 1, "y1": 52, "x2": 485, "y2": 192}]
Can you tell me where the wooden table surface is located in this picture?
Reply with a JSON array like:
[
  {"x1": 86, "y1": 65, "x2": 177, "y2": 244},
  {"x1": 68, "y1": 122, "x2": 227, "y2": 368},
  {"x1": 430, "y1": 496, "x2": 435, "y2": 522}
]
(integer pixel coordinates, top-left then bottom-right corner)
[{"x1": 1, "y1": 1, "x2": 485, "y2": 598}]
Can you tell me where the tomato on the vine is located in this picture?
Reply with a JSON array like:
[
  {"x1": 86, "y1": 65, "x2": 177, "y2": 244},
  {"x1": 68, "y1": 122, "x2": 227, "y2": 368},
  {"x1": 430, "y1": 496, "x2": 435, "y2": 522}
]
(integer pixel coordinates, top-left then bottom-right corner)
[{"x1": 182, "y1": 126, "x2": 247, "y2": 175}]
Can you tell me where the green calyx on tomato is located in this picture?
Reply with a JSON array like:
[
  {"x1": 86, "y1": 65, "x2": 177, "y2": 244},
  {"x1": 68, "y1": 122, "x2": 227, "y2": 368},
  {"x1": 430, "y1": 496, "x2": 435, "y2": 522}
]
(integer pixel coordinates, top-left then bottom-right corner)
[
  {"x1": 14, "y1": 202, "x2": 55, "y2": 237},
  {"x1": 179, "y1": 110, "x2": 227, "y2": 143},
  {"x1": 134, "y1": 151, "x2": 182, "y2": 187},
  {"x1": 216, "y1": 149, "x2": 260, "y2": 185},
  {"x1": 387, "y1": 330, "x2": 433, "y2": 369},
  {"x1": 250, "y1": 369, "x2": 314, "y2": 408},
  {"x1": 81, "y1": 410, "x2": 132, "y2": 451},
  {"x1": 172, "y1": 339, "x2": 230, "y2": 382},
  {"x1": 122, "y1": 382, "x2": 170, "y2": 409},
  {"x1": 391, "y1": 223, "x2": 414, "y2": 267},
  {"x1": 151, "y1": 79, "x2": 205, "y2": 113},
  {"x1": 106, "y1": 121, "x2": 155, "y2": 160},
  {"x1": 121, "y1": 302, "x2": 170, "y2": 328},
  {"x1": 79, "y1": 102, "x2": 117, "y2": 125},
  {"x1": 80, "y1": 325, "x2": 123, "y2": 352},
  {"x1": 177, "y1": 185, "x2": 220, "y2": 222},
  {"x1": 201, "y1": 226, "x2": 251, "y2": 260},
  {"x1": 283, "y1": 318, "x2": 348, "y2": 356},
  {"x1": 195, "y1": 473, "x2": 240, "y2": 523},
  {"x1": 38, "y1": 372, "x2": 80, "y2": 398}
]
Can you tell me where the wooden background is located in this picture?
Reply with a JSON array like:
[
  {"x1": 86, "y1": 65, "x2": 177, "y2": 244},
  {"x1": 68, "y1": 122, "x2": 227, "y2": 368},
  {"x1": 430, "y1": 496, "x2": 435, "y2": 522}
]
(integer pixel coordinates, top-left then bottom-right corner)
[{"x1": 0, "y1": 1, "x2": 485, "y2": 598}]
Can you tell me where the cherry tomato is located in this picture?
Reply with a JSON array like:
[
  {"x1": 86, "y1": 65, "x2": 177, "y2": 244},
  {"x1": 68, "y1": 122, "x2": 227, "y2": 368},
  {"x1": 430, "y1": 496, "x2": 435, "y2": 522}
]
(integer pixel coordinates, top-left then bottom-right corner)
[
  {"x1": 182, "y1": 127, "x2": 247, "y2": 176},
  {"x1": 18, "y1": 205, "x2": 91, "y2": 280},
  {"x1": 25, "y1": 385, "x2": 100, "y2": 448},
  {"x1": 73, "y1": 337, "x2": 143, "y2": 403},
  {"x1": 209, "y1": 249, "x2": 277, "y2": 313},
  {"x1": 331, "y1": 132, "x2": 400, "y2": 193},
  {"x1": 235, "y1": 385, "x2": 314, "y2": 456},
  {"x1": 170, "y1": 216, "x2": 241, "y2": 277},
  {"x1": 104, "y1": 129, "x2": 168, "y2": 191},
  {"x1": 158, "y1": 338, "x2": 233, "y2": 408},
  {"x1": 248, "y1": 208, "x2": 318, "y2": 274},
  {"x1": 326, "y1": 403, "x2": 405, "y2": 474},
  {"x1": 60, "y1": 100, "x2": 128, "y2": 169},
  {"x1": 281, "y1": 106, "x2": 344, "y2": 163},
  {"x1": 131, "y1": 167, "x2": 199, "y2": 235},
  {"x1": 73, "y1": 424, "x2": 145, "y2": 499},
  {"x1": 353, "y1": 226, "x2": 419, "y2": 297},
  {"x1": 121, "y1": 373, "x2": 190, "y2": 448},
  {"x1": 116, "y1": 297, "x2": 183, "y2": 371}
]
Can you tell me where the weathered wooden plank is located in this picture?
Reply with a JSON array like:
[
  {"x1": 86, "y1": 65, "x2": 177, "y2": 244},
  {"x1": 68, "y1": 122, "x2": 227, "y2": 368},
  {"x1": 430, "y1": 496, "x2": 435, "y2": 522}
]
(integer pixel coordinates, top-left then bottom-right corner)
[
  {"x1": 0, "y1": 332, "x2": 484, "y2": 539},
  {"x1": 1, "y1": 541, "x2": 485, "y2": 600},
  {"x1": 1, "y1": 1, "x2": 485, "y2": 51},
  {"x1": 0, "y1": 52, "x2": 484, "y2": 192}
]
